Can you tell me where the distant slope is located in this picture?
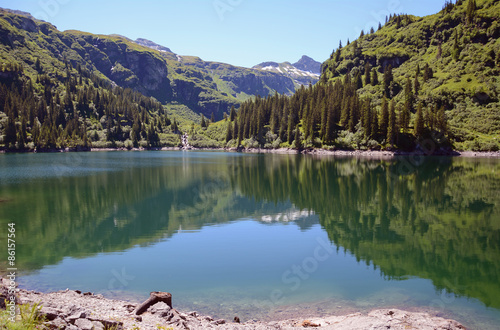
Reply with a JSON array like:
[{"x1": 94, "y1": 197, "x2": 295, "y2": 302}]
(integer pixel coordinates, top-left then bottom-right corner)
[
  {"x1": 253, "y1": 56, "x2": 321, "y2": 86},
  {"x1": 135, "y1": 38, "x2": 297, "y2": 101}
]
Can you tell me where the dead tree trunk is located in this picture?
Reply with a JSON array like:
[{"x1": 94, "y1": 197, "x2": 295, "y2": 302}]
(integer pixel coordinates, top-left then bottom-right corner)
[{"x1": 134, "y1": 292, "x2": 172, "y2": 315}]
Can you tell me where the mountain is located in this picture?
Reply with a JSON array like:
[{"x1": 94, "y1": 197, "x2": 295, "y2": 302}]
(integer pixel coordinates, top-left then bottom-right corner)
[
  {"x1": 0, "y1": 8, "x2": 300, "y2": 123},
  {"x1": 253, "y1": 56, "x2": 321, "y2": 86},
  {"x1": 293, "y1": 55, "x2": 322, "y2": 74},
  {"x1": 134, "y1": 37, "x2": 296, "y2": 100},
  {"x1": 233, "y1": 0, "x2": 500, "y2": 152}
]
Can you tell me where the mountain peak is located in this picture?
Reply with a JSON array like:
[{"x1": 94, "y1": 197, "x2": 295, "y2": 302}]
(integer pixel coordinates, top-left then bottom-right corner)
[{"x1": 293, "y1": 55, "x2": 321, "y2": 75}]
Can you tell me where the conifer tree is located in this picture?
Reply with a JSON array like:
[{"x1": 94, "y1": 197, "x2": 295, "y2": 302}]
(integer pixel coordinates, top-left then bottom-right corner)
[
  {"x1": 466, "y1": 0, "x2": 477, "y2": 25},
  {"x1": 387, "y1": 99, "x2": 397, "y2": 146},
  {"x1": 383, "y1": 65, "x2": 393, "y2": 97},
  {"x1": 225, "y1": 121, "x2": 233, "y2": 143},
  {"x1": 371, "y1": 68, "x2": 379, "y2": 86},
  {"x1": 415, "y1": 102, "x2": 424, "y2": 138},
  {"x1": 229, "y1": 105, "x2": 236, "y2": 121},
  {"x1": 364, "y1": 63, "x2": 371, "y2": 86},
  {"x1": 380, "y1": 96, "x2": 389, "y2": 138}
]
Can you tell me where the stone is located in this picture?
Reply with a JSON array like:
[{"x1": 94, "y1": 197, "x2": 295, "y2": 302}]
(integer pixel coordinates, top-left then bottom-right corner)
[
  {"x1": 124, "y1": 304, "x2": 136, "y2": 313},
  {"x1": 48, "y1": 317, "x2": 68, "y2": 329},
  {"x1": 92, "y1": 320, "x2": 105, "y2": 330},
  {"x1": 89, "y1": 318, "x2": 124, "y2": 330},
  {"x1": 40, "y1": 306, "x2": 61, "y2": 321},
  {"x1": 67, "y1": 311, "x2": 87, "y2": 323},
  {"x1": 75, "y1": 318, "x2": 94, "y2": 330},
  {"x1": 149, "y1": 302, "x2": 172, "y2": 316}
]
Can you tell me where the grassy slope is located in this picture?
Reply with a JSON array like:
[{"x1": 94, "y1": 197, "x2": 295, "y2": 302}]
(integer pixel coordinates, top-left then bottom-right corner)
[{"x1": 322, "y1": 0, "x2": 500, "y2": 151}]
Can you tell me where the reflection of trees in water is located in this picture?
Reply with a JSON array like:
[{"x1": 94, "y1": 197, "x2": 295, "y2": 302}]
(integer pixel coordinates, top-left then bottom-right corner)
[
  {"x1": 232, "y1": 155, "x2": 500, "y2": 309},
  {"x1": 2, "y1": 153, "x2": 499, "y2": 309}
]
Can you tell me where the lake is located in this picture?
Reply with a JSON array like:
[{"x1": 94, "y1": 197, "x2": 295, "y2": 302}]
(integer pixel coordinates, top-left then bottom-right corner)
[{"x1": 0, "y1": 151, "x2": 499, "y2": 328}]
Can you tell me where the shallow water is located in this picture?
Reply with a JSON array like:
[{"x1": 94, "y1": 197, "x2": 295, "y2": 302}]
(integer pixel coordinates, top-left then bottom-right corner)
[{"x1": 1, "y1": 151, "x2": 499, "y2": 329}]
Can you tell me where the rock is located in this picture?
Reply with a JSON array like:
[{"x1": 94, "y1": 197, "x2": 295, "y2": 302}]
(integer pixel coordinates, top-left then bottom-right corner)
[
  {"x1": 67, "y1": 311, "x2": 87, "y2": 323},
  {"x1": 149, "y1": 302, "x2": 172, "y2": 317},
  {"x1": 39, "y1": 306, "x2": 61, "y2": 321},
  {"x1": 124, "y1": 304, "x2": 136, "y2": 313},
  {"x1": 65, "y1": 325, "x2": 79, "y2": 330},
  {"x1": 212, "y1": 319, "x2": 226, "y2": 325},
  {"x1": 234, "y1": 316, "x2": 241, "y2": 323},
  {"x1": 88, "y1": 318, "x2": 123, "y2": 330},
  {"x1": 75, "y1": 318, "x2": 94, "y2": 330},
  {"x1": 48, "y1": 317, "x2": 68, "y2": 329},
  {"x1": 92, "y1": 320, "x2": 105, "y2": 330},
  {"x1": 301, "y1": 319, "x2": 320, "y2": 327}
]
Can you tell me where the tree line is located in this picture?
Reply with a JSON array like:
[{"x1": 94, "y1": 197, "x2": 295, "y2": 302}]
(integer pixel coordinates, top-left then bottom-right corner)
[
  {"x1": 227, "y1": 62, "x2": 447, "y2": 150},
  {"x1": 0, "y1": 61, "x2": 177, "y2": 150}
]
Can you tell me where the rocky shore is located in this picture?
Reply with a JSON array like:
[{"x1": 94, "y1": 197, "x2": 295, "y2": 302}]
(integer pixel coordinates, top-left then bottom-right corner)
[
  {"x1": 1, "y1": 144, "x2": 499, "y2": 158},
  {"x1": 1, "y1": 279, "x2": 466, "y2": 330}
]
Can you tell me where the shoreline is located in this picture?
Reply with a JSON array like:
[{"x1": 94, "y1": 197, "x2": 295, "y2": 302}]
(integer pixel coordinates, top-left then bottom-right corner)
[
  {"x1": 1, "y1": 280, "x2": 466, "y2": 330},
  {"x1": 1, "y1": 146, "x2": 499, "y2": 158}
]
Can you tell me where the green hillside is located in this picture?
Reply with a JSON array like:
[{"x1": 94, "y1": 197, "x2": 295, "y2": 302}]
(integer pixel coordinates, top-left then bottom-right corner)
[
  {"x1": 233, "y1": 0, "x2": 500, "y2": 151},
  {"x1": 321, "y1": 0, "x2": 500, "y2": 150}
]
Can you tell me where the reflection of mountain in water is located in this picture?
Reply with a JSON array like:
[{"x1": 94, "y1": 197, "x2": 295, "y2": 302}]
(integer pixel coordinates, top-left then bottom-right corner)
[{"x1": 1, "y1": 152, "x2": 499, "y2": 311}]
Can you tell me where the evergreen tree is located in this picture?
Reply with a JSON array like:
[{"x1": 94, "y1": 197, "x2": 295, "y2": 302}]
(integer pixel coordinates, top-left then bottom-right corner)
[
  {"x1": 364, "y1": 63, "x2": 371, "y2": 86},
  {"x1": 383, "y1": 65, "x2": 393, "y2": 97},
  {"x1": 437, "y1": 106, "x2": 447, "y2": 134},
  {"x1": 380, "y1": 96, "x2": 389, "y2": 138},
  {"x1": 229, "y1": 105, "x2": 236, "y2": 121},
  {"x1": 371, "y1": 68, "x2": 379, "y2": 86},
  {"x1": 387, "y1": 99, "x2": 397, "y2": 146},
  {"x1": 4, "y1": 116, "x2": 17, "y2": 148},
  {"x1": 414, "y1": 102, "x2": 424, "y2": 138},
  {"x1": 466, "y1": 0, "x2": 477, "y2": 25}
]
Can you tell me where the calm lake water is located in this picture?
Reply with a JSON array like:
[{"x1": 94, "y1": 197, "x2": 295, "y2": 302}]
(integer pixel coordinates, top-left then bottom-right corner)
[{"x1": 1, "y1": 151, "x2": 500, "y2": 328}]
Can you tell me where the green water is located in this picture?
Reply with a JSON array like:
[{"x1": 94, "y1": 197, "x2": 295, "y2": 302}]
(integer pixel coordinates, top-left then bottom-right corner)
[{"x1": 0, "y1": 151, "x2": 499, "y2": 328}]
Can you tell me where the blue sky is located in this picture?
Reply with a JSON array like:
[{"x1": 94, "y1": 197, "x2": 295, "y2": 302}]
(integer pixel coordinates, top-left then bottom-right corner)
[{"x1": 3, "y1": 0, "x2": 445, "y2": 67}]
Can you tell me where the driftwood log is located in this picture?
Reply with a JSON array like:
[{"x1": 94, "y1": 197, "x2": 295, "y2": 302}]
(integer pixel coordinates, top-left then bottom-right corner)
[{"x1": 134, "y1": 291, "x2": 172, "y2": 315}]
